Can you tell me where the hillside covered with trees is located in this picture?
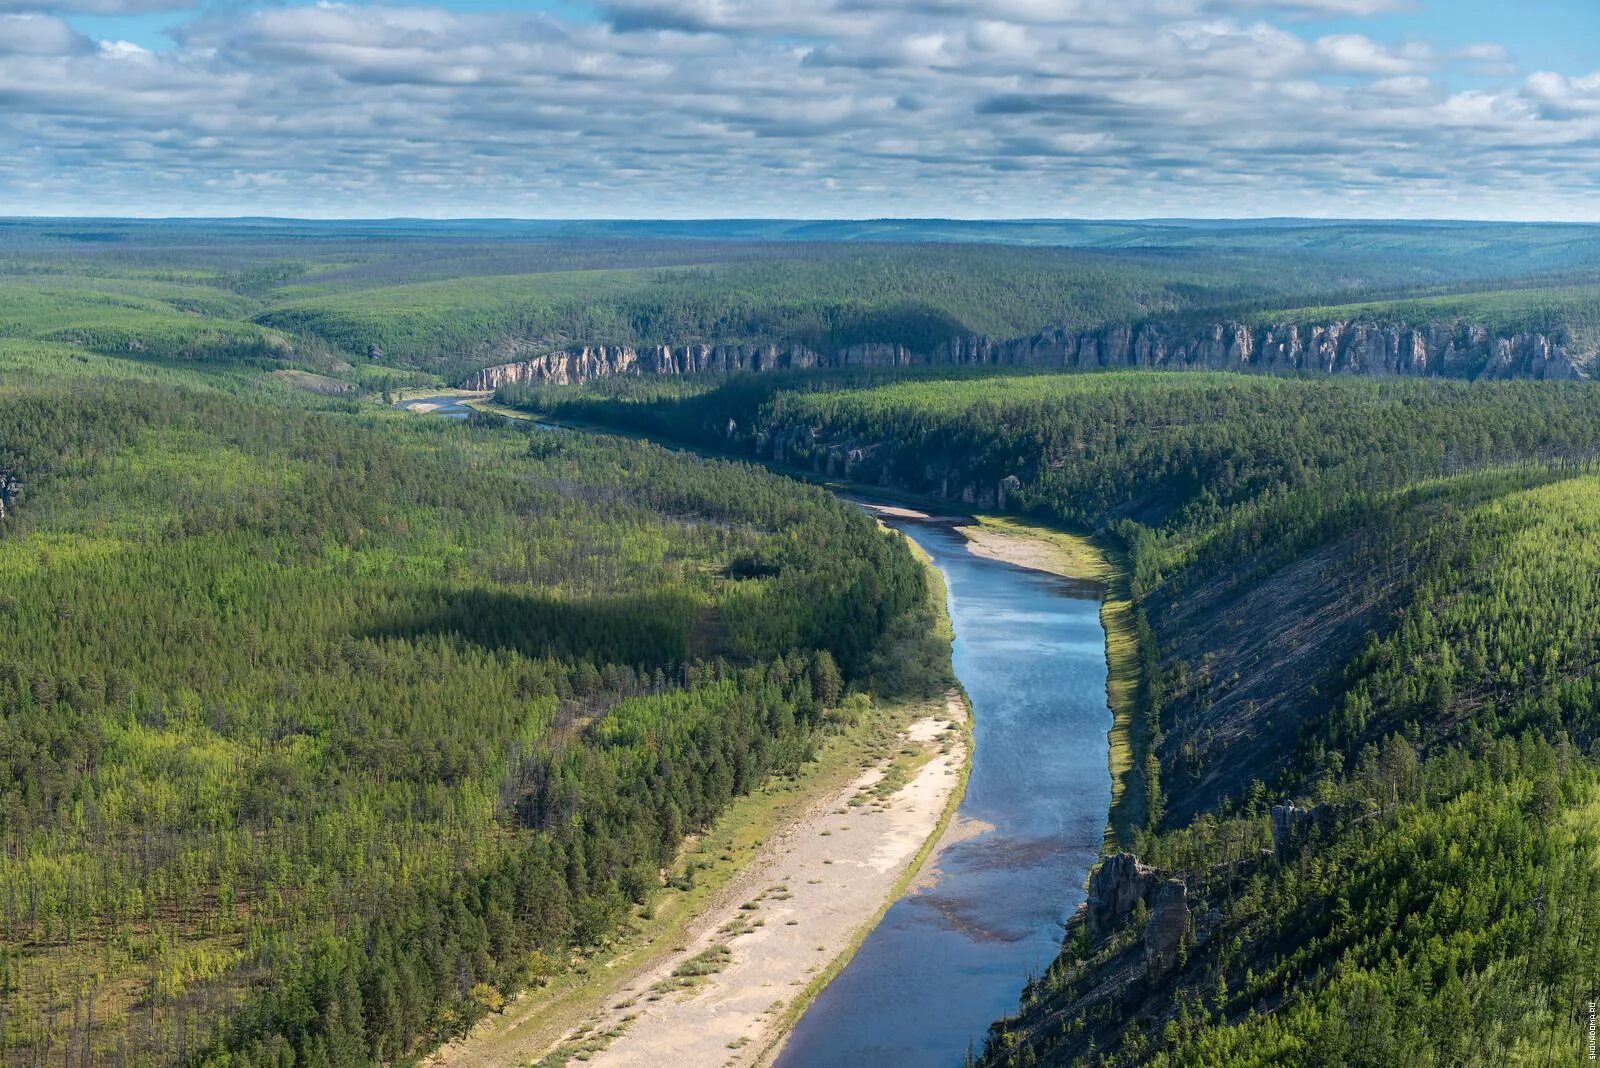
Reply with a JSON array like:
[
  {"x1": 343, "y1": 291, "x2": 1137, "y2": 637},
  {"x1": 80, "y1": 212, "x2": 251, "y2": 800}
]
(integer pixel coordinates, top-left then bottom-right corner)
[{"x1": 515, "y1": 368, "x2": 1600, "y2": 1065}]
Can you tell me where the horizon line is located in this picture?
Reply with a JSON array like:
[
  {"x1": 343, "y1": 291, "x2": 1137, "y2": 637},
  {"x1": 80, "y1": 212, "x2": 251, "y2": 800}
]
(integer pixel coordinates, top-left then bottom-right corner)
[{"x1": 3, "y1": 214, "x2": 1600, "y2": 227}]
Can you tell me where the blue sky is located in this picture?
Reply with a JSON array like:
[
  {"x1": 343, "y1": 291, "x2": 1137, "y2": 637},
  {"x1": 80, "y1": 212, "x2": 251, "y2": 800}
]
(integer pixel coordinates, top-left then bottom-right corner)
[
  {"x1": 2, "y1": 0, "x2": 1597, "y2": 219},
  {"x1": 1304, "y1": 0, "x2": 1596, "y2": 75}
]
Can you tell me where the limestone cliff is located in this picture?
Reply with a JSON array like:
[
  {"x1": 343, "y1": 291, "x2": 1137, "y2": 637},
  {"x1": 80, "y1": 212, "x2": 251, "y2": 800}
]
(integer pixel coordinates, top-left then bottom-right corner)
[
  {"x1": 929, "y1": 318, "x2": 1588, "y2": 381},
  {"x1": 457, "y1": 317, "x2": 1590, "y2": 390},
  {"x1": 1085, "y1": 852, "x2": 1158, "y2": 939},
  {"x1": 1076, "y1": 853, "x2": 1191, "y2": 980},
  {"x1": 459, "y1": 342, "x2": 823, "y2": 390}
]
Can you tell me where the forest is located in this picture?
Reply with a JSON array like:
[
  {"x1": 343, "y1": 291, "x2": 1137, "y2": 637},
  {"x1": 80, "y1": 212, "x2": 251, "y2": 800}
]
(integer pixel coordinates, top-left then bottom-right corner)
[
  {"x1": 7, "y1": 219, "x2": 1600, "y2": 1066},
  {"x1": 511, "y1": 366, "x2": 1600, "y2": 1065},
  {"x1": 5, "y1": 218, "x2": 1600, "y2": 388},
  {"x1": 0, "y1": 349, "x2": 937, "y2": 1065}
]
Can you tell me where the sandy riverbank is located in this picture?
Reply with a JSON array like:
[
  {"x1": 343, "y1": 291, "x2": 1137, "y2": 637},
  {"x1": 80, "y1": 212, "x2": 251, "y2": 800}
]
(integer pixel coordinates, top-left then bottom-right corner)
[{"x1": 432, "y1": 694, "x2": 968, "y2": 1068}]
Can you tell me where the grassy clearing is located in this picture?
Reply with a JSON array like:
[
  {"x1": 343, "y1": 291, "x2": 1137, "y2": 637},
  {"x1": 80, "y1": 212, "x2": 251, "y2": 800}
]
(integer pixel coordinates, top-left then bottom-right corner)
[
  {"x1": 966, "y1": 515, "x2": 1116, "y2": 581},
  {"x1": 1097, "y1": 553, "x2": 1144, "y2": 850}
]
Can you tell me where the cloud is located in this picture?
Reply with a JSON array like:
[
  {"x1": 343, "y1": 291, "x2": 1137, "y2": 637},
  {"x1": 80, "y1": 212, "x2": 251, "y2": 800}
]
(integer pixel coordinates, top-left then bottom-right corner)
[
  {"x1": 0, "y1": 12, "x2": 89, "y2": 53},
  {"x1": 1368, "y1": 75, "x2": 1432, "y2": 97},
  {"x1": 1524, "y1": 70, "x2": 1600, "y2": 119},
  {"x1": 1313, "y1": 33, "x2": 1429, "y2": 75},
  {"x1": 1221, "y1": 0, "x2": 1404, "y2": 14},
  {"x1": 976, "y1": 93, "x2": 1132, "y2": 116},
  {"x1": 0, "y1": 0, "x2": 1594, "y2": 219},
  {"x1": 0, "y1": 0, "x2": 190, "y2": 11}
]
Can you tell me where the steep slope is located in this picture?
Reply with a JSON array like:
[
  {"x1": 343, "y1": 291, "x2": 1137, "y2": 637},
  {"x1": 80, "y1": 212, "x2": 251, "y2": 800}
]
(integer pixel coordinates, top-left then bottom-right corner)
[
  {"x1": 507, "y1": 370, "x2": 1600, "y2": 1065},
  {"x1": 981, "y1": 473, "x2": 1600, "y2": 1066}
]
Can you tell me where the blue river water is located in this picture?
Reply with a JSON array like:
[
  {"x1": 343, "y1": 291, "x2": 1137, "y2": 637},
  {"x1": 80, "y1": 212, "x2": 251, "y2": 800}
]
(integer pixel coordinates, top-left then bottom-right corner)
[{"x1": 774, "y1": 516, "x2": 1112, "y2": 1067}]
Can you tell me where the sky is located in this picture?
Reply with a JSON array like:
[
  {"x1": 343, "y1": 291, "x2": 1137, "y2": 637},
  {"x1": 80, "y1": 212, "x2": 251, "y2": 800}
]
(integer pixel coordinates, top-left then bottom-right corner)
[{"x1": 0, "y1": 0, "x2": 1597, "y2": 219}]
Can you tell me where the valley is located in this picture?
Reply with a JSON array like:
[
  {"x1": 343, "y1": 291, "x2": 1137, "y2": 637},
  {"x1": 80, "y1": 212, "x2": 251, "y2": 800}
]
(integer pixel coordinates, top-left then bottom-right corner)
[
  {"x1": 3, "y1": 217, "x2": 1600, "y2": 1067},
  {"x1": 519, "y1": 363, "x2": 1600, "y2": 1065},
  {"x1": 7, "y1": 0, "x2": 1600, "y2": 1060},
  {"x1": 406, "y1": 381, "x2": 1123, "y2": 1068}
]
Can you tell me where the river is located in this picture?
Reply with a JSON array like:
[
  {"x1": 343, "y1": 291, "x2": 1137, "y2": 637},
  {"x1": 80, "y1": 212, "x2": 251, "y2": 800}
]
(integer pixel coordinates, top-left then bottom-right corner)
[
  {"x1": 396, "y1": 399, "x2": 1113, "y2": 1065},
  {"x1": 773, "y1": 515, "x2": 1111, "y2": 1067},
  {"x1": 395, "y1": 393, "x2": 476, "y2": 418}
]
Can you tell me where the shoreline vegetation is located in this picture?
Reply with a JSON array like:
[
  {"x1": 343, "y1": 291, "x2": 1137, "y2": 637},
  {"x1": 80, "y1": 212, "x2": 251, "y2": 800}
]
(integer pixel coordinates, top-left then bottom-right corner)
[
  {"x1": 424, "y1": 494, "x2": 971, "y2": 1068},
  {"x1": 437, "y1": 390, "x2": 1146, "y2": 851}
]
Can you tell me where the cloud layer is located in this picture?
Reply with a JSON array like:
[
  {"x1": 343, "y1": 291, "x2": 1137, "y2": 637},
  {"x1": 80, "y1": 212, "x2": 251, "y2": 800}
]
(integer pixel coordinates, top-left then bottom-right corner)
[{"x1": 0, "y1": 0, "x2": 1596, "y2": 217}]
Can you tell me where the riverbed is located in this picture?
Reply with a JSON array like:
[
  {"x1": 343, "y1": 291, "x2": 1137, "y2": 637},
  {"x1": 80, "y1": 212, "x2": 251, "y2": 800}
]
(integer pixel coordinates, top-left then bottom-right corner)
[{"x1": 772, "y1": 515, "x2": 1112, "y2": 1067}]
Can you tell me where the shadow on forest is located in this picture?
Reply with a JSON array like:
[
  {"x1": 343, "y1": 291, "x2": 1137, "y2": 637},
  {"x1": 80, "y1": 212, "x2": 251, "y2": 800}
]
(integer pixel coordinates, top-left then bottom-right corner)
[
  {"x1": 365, "y1": 586, "x2": 696, "y2": 667},
  {"x1": 831, "y1": 304, "x2": 971, "y2": 353}
]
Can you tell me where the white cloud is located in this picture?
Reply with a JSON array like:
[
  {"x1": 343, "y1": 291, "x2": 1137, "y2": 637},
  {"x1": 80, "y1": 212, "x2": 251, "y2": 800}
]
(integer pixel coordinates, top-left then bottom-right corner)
[
  {"x1": 0, "y1": 12, "x2": 88, "y2": 53},
  {"x1": 1313, "y1": 33, "x2": 1428, "y2": 75},
  {"x1": 0, "y1": 0, "x2": 188, "y2": 11},
  {"x1": 0, "y1": 0, "x2": 1593, "y2": 219},
  {"x1": 1369, "y1": 75, "x2": 1431, "y2": 97}
]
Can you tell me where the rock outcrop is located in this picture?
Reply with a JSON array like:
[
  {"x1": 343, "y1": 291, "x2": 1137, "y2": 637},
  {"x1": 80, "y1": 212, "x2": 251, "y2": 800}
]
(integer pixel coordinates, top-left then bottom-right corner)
[
  {"x1": 1270, "y1": 802, "x2": 1333, "y2": 859},
  {"x1": 1085, "y1": 852, "x2": 1158, "y2": 939},
  {"x1": 1083, "y1": 853, "x2": 1193, "y2": 978},
  {"x1": 0, "y1": 473, "x2": 19, "y2": 521},
  {"x1": 928, "y1": 319, "x2": 1588, "y2": 381},
  {"x1": 457, "y1": 317, "x2": 1591, "y2": 390},
  {"x1": 460, "y1": 342, "x2": 822, "y2": 390},
  {"x1": 1143, "y1": 879, "x2": 1191, "y2": 978}
]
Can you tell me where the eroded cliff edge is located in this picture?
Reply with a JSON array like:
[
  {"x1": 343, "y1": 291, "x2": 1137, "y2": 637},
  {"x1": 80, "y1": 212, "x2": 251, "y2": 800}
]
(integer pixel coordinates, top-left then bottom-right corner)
[{"x1": 459, "y1": 317, "x2": 1591, "y2": 389}]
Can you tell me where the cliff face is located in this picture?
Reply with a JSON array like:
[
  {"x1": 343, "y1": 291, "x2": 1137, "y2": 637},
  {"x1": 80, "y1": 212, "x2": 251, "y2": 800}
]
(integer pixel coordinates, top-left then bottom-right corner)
[
  {"x1": 0, "y1": 473, "x2": 18, "y2": 521},
  {"x1": 457, "y1": 319, "x2": 1590, "y2": 389},
  {"x1": 459, "y1": 342, "x2": 823, "y2": 390},
  {"x1": 929, "y1": 319, "x2": 1588, "y2": 381}
]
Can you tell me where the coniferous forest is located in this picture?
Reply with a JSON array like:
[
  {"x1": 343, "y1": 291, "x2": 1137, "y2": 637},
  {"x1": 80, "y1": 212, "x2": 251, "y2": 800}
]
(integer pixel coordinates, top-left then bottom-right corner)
[
  {"x1": 525, "y1": 365, "x2": 1600, "y2": 1066},
  {"x1": 0, "y1": 352, "x2": 930, "y2": 1063},
  {"x1": 4, "y1": 218, "x2": 1600, "y2": 1066}
]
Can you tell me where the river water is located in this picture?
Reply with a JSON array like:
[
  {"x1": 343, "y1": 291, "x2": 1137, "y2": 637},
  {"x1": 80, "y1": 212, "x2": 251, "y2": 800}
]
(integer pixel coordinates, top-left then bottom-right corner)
[
  {"x1": 395, "y1": 394, "x2": 475, "y2": 418},
  {"x1": 396, "y1": 400, "x2": 1113, "y2": 1064},
  {"x1": 774, "y1": 516, "x2": 1111, "y2": 1067}
]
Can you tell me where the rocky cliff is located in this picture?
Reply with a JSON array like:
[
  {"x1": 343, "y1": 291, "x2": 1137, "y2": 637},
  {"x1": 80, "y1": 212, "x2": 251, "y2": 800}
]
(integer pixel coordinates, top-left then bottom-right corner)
[
  {"x1": 459, "y1": 342, "x2": 823, "y2": 390},
  {"x1": 458, "y1": 318, "x2": 1591, "y2": 389},
  {"x1": 929, "y1": 318, "x2": 1589, "y2": 381},
  {"x1": 1076, "y1": 853, "x2": 1197, "y2": 982},
  {"x1": 0, "y1": 473, "x2": 19, "y2": 521}
]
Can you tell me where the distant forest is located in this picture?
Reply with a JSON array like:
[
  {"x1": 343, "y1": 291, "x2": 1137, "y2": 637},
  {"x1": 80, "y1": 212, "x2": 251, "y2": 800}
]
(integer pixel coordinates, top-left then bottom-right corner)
[{"x1": 3, "y1": 218, "x2": 1599, "y2": 386}]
